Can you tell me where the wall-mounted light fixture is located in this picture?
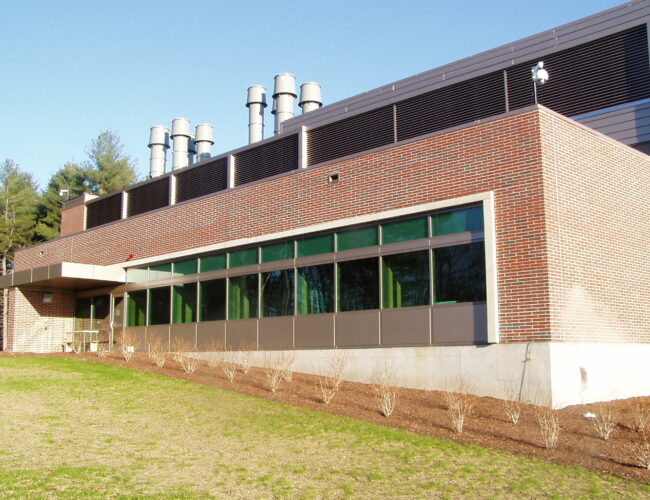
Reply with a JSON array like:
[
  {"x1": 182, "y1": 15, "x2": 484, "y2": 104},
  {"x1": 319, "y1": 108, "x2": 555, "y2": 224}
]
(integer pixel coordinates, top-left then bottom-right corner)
[{"x1": 42, "y1": 292, "x2": 53, "y2": 304}]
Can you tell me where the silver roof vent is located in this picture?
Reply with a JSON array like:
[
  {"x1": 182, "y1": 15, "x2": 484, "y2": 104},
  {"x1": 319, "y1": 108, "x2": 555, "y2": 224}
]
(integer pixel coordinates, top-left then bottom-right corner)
[
  {"x1": 195, "y1": 124, "x2": 214, "y2": 161},
  {"x1": 148, "y1": 126, "x2": 170, "y2": 178},
  {"x1": 299, "y1": 82, "x2": 322, "y2": 113},
  {"x1": 171, "y1": 118, "x2": 191, "y2": 170},
  {"x1": 272, "y1": 73, "x2": 296, "y2": 134},
  {"x1": 246, "y1": 85, "x2": 267, "y2": 144}
]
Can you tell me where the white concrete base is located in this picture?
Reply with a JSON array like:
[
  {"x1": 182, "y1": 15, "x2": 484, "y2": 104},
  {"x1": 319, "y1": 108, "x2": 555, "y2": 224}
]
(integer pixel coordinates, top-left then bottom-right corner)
[{"x1": 195, "y1": 342, "x2": 650, "y2": 408}]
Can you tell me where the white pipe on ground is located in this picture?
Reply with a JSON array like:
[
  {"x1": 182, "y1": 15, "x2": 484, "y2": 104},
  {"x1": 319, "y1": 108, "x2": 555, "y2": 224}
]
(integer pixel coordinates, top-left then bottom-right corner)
[
  {"x1": 171, "y1": 118, "x2": 191, "y2": 170},
  {"x1": 148, "y1": 126, "x2": 170, "y2": 178},
  {"x1": 246, "y1": 85, "x2": 267, "y2": 144},
  {"x1": 195, "y1": 124, "x2": 214, "y2": 161},
  {"x1": 299, "y1": 82, "x2": 322, "y2": 113},
  {"x1": 272, "y1": 73, "x2": 296, "y2": 134}
]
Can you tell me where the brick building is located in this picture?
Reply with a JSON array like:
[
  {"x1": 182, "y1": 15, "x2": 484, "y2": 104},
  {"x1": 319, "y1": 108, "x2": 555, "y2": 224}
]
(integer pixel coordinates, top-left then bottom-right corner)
[{"x1": 2, "y1": 1, "x2": 649, "y2": 407}]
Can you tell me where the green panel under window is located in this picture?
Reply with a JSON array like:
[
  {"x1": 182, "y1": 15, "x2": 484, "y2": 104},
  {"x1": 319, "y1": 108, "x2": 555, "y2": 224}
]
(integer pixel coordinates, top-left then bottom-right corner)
[
  {"x1": 261, "y1": 269, "x2": 294, "y2": 317},
  {"x1": 201, "y1": 253, "x2": 226, "y2": 273},
  {"x1": 173, "y1": 258, "x2": 197, "y2": 276},
  {"x1": 126, "y1": 267, "x2": 148, "y2": 284},
  {"x1": 149, "y1": 263, "x2": 172, "y2": 281},
  {"x1": 381, "y1": 217, "x2": 428, "y2": 244},
  {"x1": 229, "y1": 248, "x2": 258, "y2": 268},
  {"x1": 432, "y1": 206, "x2": 484, "y2": 236},
  {"x1": 382, "y1": 251, "x2": 430, "y2": 308},
  {"x1": 126, "y1": 290, "x2": 147, "y2": 327},
  {"x1": 297, "y1": 264, "x2": 334, "y2": 315},
  {"x1": 434, "y1": 242, "x2": 486, "y2": 303},
  {"x1": 172, "y1": 283, "x2": 197, "y2": 324},
  {"x1": 199, "y1": 279, "x2": 226, "y2": 321},
  {"x1": 228, "y1": 274, "x2": 259, "y2": 319},
  {"x1": 297, "y1": 234, "x2": 333, "y2": 258},
  {"x1": 261, "y1": 241, "x2": 294, "y2": 263},
  {"x1": 148, "y1": 287, "x2": 171, "y2": 325},
  {"x1": 337, "y1": 226, "x2": 378, "y2": 251},
  {"x1": 74, "y1": 297, "x2": 91, "y2": 330}
]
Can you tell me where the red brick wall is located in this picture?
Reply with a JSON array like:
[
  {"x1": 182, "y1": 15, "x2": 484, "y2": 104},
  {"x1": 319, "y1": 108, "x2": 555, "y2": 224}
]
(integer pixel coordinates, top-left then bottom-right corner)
[
  {"x1": 60, "y1": 203, "x2": 86, "y2": 237},
  {"x1": 15, "y1": 109, "x2": 553, "y2": 343},
  {"x1": 7, "y1": 288, "x2": 74, "y2": 352},
  {"x1": 540, "y1": 110, "x2": 650, "y2": 343}
]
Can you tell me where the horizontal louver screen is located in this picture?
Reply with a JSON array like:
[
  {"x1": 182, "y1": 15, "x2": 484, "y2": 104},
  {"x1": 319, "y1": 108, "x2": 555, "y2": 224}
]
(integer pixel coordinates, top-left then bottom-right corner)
[
  {"x1": 396, "y1": 71, "x2": 505, "y2": 142},
  {"x1": 86, "y1": 193, "x2": 122, "y2": 229},
  {"x1": 175, "y1": 157, "x2": 228, "y2": 203},
  {"x1": 307, "y1": 106, "x2": 394, "y2": 167},
  {"x1": 234, "y1": 134, "x2": 298, "y2": 186},
  {"x1": 507, "y1": 24, "x2": 650, "y2": 116},
  {"x1": 127, "y1": 178, "x2": 170, "y2": 218}
]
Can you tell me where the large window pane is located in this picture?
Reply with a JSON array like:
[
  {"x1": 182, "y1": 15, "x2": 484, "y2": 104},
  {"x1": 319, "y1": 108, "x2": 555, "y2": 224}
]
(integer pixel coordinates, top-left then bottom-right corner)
[
  {"x1": 381, "y1": 217, "x2": 428, "y2": 244},
  {"x1": 261, "y1": 241, "x2": 293, "y2": 263},
  {"x1": 201, "y1": 253, "x2": 226, "y2": 273},
  {"x1": 74, "y1": 297, "x2": 91, "y2": 330},
  {"x1": 297, "y1": 234, "x2": 333, "y2": 257},
  {"x1": 149, "y1": 263, "x2": 172, "y2": 281},
  {"x1": 173, "y1": 259, "x2": 197, "y2": 276},
  {"x1": 337, "y1": 226, "x2": 378, "y2": 251},
  {"x1": 297, "y1": 264, "x2": 334, "y2": 315},
  {"x1": 92, "y1": 295, "x2": 110, "y2": 329},
  {"x1": 338, "y1": 258, "x2": 380, "y2": 312},
  {"x1": 229, "y1": 248, "x2": 258, "y2": 268},
  {"x1": 382, "y1": 251, "x2": 430, "y2": 308},
  {"x1": 434, "y1": 242, "x2": 486, "y2": 303},
  {"x1": 432, "y1": 206, "x2": 483, "y2": 236},
  {"x1": 148, "y1": 286, "x2": 171, "y2": 325},
  {"x1": 199, "y1": 279, "x2": 226, "y2": 321},
  {"x1": 126, "y1": 267, "x2": 148, "y2": 284},
  {"x1": 126, "y1": 290, "x2": 147, "y2": 327},
  {"x1": 228, "y1": 274, "x2": 259, "y2": 319},
  {"x1": 172, "y1": 283, "x2": 197, "y2": 323},
  {"x1": 261, "y1": 269, "x2": 294, "y2": 317}
]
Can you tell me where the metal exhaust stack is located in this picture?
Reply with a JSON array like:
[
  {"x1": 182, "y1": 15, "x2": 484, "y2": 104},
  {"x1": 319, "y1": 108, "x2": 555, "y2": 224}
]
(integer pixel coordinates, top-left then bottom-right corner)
[
  {"x1": 188, "y1": 136, "x2": 197, "y2": 165},
  {"x1": 148, "y1": 126, "x2": 170, "y2": 178},
  {"x1": 195, "y1": 124, "x2": 214, "y2": 161},
  {"x1": 171, "y1": 118, "x2": 191, "y2": 170},
  {"x1": 272, "y1": 73, "x2": 296, "y2": 134},
  {"x1": 299, "y1": 82, "x2": 322, "y2": 113},
  {"x1": 246, "y1": 85, "x2": 267, "y2": 144}
]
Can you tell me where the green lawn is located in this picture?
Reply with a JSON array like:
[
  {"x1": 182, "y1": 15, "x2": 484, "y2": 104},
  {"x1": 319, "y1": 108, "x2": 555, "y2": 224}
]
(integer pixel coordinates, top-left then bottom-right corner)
[{"x1": 0, "y1": 357, "x2": 647, "y2": 499}]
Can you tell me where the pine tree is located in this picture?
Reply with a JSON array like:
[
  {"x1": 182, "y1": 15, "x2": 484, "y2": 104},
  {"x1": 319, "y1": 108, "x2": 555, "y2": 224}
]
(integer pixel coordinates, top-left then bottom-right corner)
[{"x1": 85, "y1": 130, "x2": 137, "y2": 195}]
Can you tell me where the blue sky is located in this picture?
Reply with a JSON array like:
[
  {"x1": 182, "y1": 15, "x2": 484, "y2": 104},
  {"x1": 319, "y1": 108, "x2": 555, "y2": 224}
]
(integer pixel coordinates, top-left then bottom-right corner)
[{"x1": 1, "y1": 0, "x2": 624, "y2": 189}]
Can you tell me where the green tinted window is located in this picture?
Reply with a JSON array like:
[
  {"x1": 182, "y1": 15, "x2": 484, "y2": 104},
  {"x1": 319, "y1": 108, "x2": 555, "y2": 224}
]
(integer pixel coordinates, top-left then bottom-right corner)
[
  {"x1": 149, "y1": 263, "x2": 172, "y2": 281},
  {"x1": 92, "y1": 295, "x2": 110, "y2": 329},
  {"x1": 126, "y1": 290, "x2": 147, "y2": 327},
  {"x1": 148, "y1": 287, "x2": 170, "y2": 325},
  {"x1": 297, "y1": 234, "x2": 333, "y2": 257},
  {"x1": 383, "y1": 251, "x2": 430, "y2": 308},
  {"x1": 432, "y1": 206, "x2": 483, "y2": 236},
  {"x1": 337, "y1": 226, "x2": 378, "y2": 251},
  {"x1": 173, "y1": 259, "x2": 197, "y2": 276},
  {"x1": 201, "y1": 253, "x2": 226, "y2": 272},
  {"x1": 297, "y1": 264, "x2": 334, "y2": 315},
  {"x1": 261, "y1": 241, "x2": 294, "y2": 263},
  {"x1": 74, "y1": 298, "x2": 91, "y2": 330},
  {"x1": 172, "y1": 283, "x2": 197, "y2": 324},
  {"x1": 261, "y1": 269, "x2": 294, "y2": 317},
  {"x1": 381, "y1": 217, "x2": 428, "y2": 244},
  {"x1": 126, "y1": 267, "x2": 148, "y2": 283},
  {"x1": 228, "y1": 274, "x2": 259, "y2": 319},
  {"x1": 434, "y1": 242, "x2": 486, "y2": 303},
  {"x1": 229, "y1": 248, "x2": 258, "y2": 268},
  {"x1": 199, "y1": 279, "x2": 226, "y2": 321}
]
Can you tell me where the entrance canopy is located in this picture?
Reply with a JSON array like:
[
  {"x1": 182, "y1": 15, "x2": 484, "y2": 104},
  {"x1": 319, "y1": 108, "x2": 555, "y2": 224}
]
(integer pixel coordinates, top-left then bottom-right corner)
[{"x1": 0, "y1": 262, "x2": 125, "y2": 290}]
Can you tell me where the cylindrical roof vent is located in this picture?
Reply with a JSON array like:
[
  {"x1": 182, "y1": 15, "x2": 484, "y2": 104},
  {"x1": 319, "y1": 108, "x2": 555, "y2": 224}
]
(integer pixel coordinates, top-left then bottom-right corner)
[
  {"x1": 148, "y1": 126, "x2": 170, "y2": 178},
  {"x1": 272, "y1": 73, "x2": 296, "y2": 134},
  {"x1": 299, "y1": 82, "x2": 322, "y2": 113},
  {"x1": 171, "y1": 118, "x2": 191, "y2": 170},
  {"x1": 246, "y1": 85, "x2": 267, "y2": 144},
  {"x1": 188, "y1": 136, "x2": 197, "y2": 165},
  {"x1": 195, "y1": 124, "x2": 214, "y2": 161}
]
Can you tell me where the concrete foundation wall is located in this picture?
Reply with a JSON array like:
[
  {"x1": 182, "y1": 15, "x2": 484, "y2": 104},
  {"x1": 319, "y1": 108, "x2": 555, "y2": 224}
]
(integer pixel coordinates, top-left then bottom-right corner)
[{"x1": 196, "y1": 342, "x2": 650, "y2": 408}]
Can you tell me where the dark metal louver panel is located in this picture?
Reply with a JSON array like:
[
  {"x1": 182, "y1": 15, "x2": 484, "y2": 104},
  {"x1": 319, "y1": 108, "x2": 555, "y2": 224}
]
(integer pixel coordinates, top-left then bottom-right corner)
[
  {"x1": 307, "y1": 106, "x2": 394, "y2": 166},
  {"x1": 86, "y1": 193, "x2": 122, "y2": 229},
  {"x1": 126, "y1": 178, "x2": 170, "y2": 218},
  {"x1": 234, "y1": 134, "x2": 298, "y2": 186},
  {"x1": 507, "y1": 25, "x2": 650, "y2": 116},
  {"x1": 396, "y1": 71, "x2": 505, "y2": 142},
  {"x1": 175, "y1": 157, "x2": 228, "y2": 203}
]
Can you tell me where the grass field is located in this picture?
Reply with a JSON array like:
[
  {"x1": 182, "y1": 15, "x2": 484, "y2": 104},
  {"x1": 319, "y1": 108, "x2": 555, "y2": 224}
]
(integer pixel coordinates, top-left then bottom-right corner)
[{"x1": 0, "y1": 357, "x2": 648, "y2": 499}]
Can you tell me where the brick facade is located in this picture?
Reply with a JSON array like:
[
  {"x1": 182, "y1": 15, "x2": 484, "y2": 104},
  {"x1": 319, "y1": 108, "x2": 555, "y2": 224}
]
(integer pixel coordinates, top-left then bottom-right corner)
[{"x1": 10, "y1": 107, "x2": 650, "y2": 345}]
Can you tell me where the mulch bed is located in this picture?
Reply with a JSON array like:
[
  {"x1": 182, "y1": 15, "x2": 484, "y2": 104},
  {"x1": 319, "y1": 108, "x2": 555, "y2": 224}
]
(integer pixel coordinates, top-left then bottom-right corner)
[{"x1": 5, "y1": 351, "x2": 650, "y2": 482}]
